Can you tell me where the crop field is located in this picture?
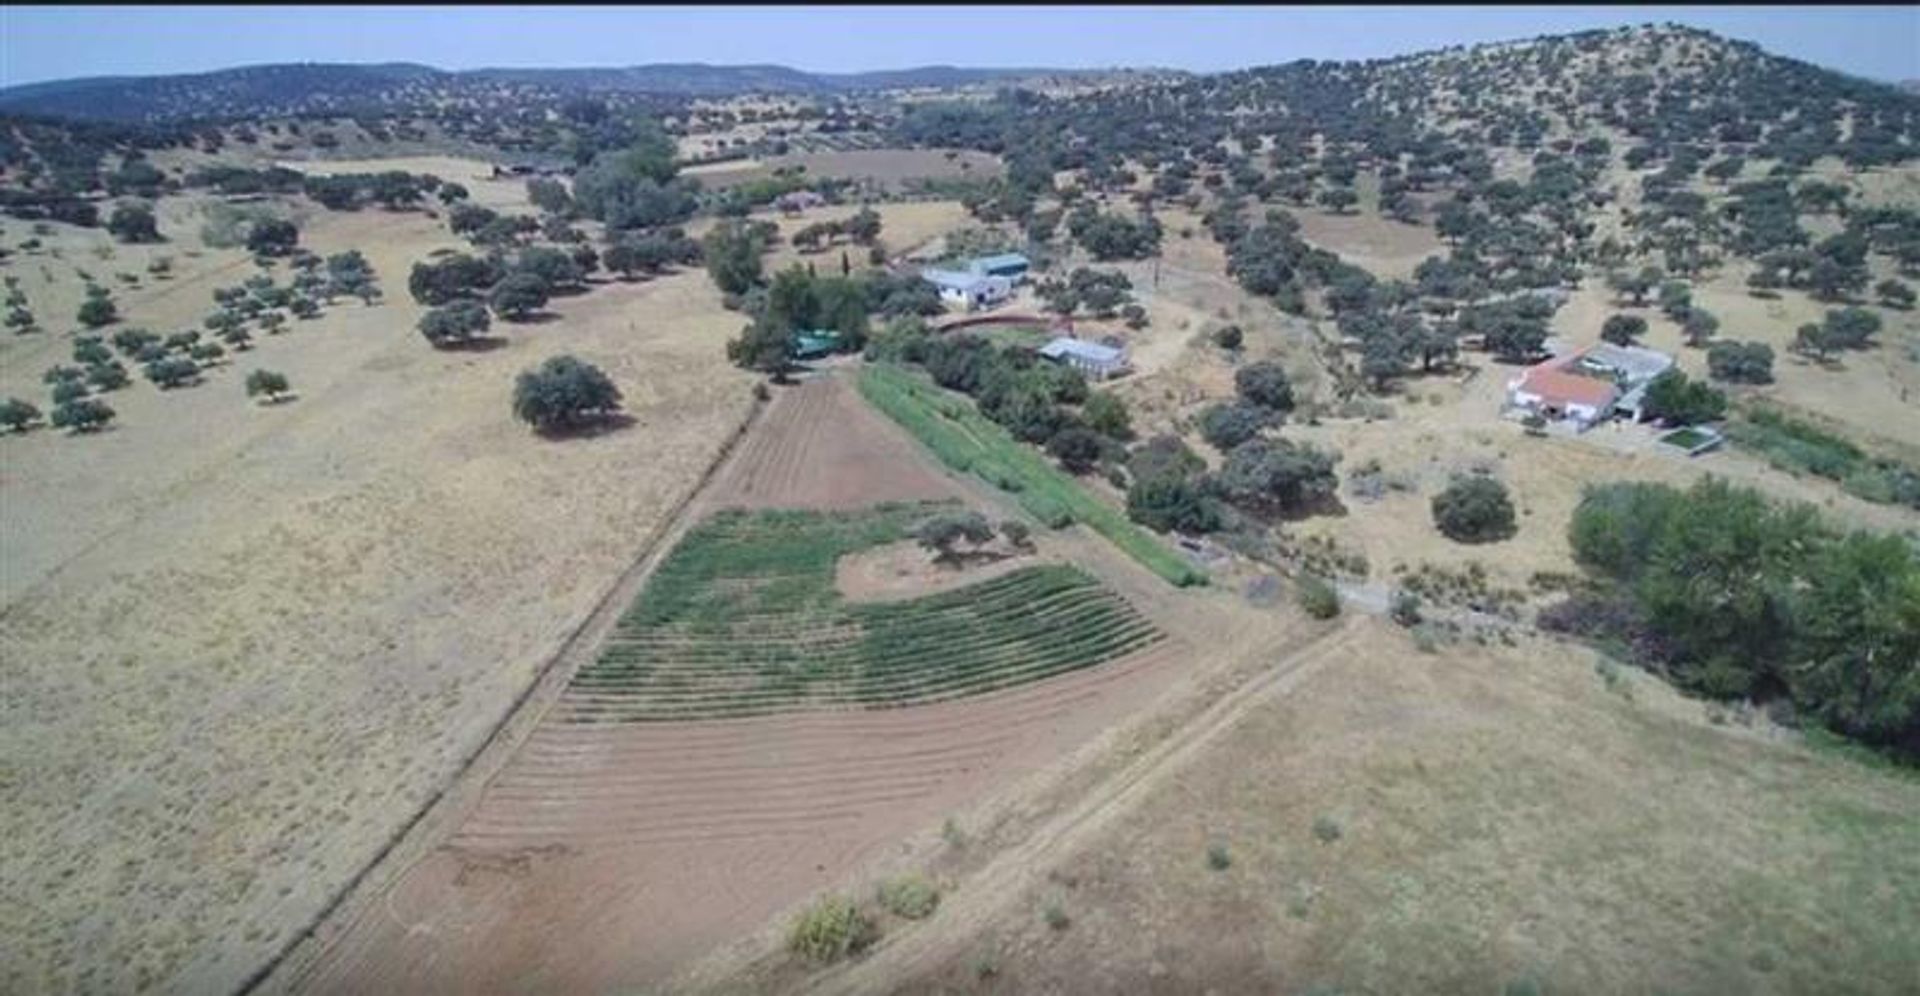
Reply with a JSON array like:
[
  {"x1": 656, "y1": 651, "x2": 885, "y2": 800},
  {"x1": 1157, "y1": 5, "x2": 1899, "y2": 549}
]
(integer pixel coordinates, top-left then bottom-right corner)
[
  {"x1": 858, "y1": 363, "x2": 1206, "y2": 587},
  {"x1": 289, "y1": 369, "x2": 1196, "y2": 995},
  {"x1": 566, "y1": 504, "x2": 1165, "y2": 721}
]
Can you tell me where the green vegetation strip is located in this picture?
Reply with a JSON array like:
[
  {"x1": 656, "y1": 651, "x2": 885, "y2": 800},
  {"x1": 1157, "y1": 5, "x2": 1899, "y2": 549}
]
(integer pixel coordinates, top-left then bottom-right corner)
[
  {"x1": 566, "y1": 502, "x2": 1166, "y2": 722},
  {"x1": 857, "y1": 363, "x2": 1205, "y2": 587},
  {"x1": 1726, "y1": 407, "x2": 1920, "y2": 509}
]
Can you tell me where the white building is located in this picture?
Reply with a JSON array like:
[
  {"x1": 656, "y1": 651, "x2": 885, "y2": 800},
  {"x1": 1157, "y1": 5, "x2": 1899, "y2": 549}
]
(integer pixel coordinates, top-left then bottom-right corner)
[
  {"x1": 1503, "y1": 341, "x2": 1675, "y2": 430},
  {"x1": 921, "y1": 268, "x2": 1012, "y2": 311},
  {"x1": 1039, "y1": 337, "x2": 1132, "y2": 381}
]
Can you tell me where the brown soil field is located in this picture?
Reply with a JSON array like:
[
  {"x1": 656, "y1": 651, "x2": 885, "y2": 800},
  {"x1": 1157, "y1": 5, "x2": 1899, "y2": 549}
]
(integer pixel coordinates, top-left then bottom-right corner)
[
  {"x1": 0, "y1": 191, "x2": 754, "y2": 994},
  {"x1": 701, "y1": 367, "x2": 959, "y2": 509},
  {"x1": 283, "y1": 373, "x2": 1199, "y2": 995},
  {"x1": 870, "y1": 618, "x2": 1920, "y2": 996},
  {"x1": 682, "y1": 149, "x2": 1004, "y2": 191},
  {"x1": 275, "y1": 156, "x2": 536, "y2": 211}
]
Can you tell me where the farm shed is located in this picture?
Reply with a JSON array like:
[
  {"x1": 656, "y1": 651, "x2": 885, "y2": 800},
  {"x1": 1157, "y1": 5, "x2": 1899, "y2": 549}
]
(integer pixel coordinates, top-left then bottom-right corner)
[
  {"x1": 776, "y1": 190, "x2": 827, "y2": 214},
  {"x1": 791, "y1": 329, "x2": 842, "y2": 360},
  {"x1": 1039, "y1": 337, "x2": 1131, "y2": 381},
  {"x1": 921, "y1": 268, "x2": 1013, "y2": 311},
  {"x1": 968, "y1": 252, "x2": 1032, "y2": 283}
]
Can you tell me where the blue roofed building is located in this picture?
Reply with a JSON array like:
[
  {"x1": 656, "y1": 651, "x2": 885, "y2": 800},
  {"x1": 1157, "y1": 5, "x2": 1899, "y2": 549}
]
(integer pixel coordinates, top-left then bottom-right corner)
[{"x1": 968, "y1": 252, "x2": 1031, "y2": 282}]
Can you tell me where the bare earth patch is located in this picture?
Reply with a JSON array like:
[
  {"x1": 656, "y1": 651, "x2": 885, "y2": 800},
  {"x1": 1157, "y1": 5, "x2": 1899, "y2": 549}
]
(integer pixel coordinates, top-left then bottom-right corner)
[{"x1": 834, "y1": 539, "x2": 1046, "y2": 603}]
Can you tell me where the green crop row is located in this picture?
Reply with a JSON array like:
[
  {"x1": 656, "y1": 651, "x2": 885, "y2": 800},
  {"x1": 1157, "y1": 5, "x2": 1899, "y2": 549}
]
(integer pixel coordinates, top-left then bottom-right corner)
[
  {"x1": 856, "y1": 363, "x2": 1205, "y2": 587},
  {"x1": 564, "y1": 505, "x2": 1167, "y2": 722}
]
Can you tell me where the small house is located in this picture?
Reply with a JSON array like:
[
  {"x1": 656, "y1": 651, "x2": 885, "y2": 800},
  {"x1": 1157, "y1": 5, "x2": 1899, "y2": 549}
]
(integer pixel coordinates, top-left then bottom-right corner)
[
  {"x1": 1039, "y1": 337, "x2": 1131, "y2": 381},
  {"x1": 1504, "y1": 342, "x2": 1674, "y2": 430},
  {"x1": 776, "y1": 190, "x2": 826, "y2": 215},
  {"x1": 967, "y1": 252, "x2": 1031, "y2": 284}
]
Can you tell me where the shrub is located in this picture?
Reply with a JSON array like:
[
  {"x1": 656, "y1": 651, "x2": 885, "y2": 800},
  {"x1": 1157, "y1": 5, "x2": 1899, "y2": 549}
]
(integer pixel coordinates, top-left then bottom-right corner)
[
  {"x1": 1047, "y1": 427, "x2": 1105, "y2": 474},
  {"x1": 1000, "y1": 519, "x2": 1033, "y2": 550},
  {"x1": 787, "y1": 894, "x2": 877, "y2": 963},
  {"x1": 1212, "y1": 324, "x2": 1244, "y2": 350},
  {"x1": 1042, "y1": 899, "x2": 1071, "y2": 931},
  {"x1": 76, "y1": 295, "x2": 118, "y2": 328},
  {"x1": 1297, "y1": 576, "x2": 1341, "y2": 619},
  {"x1": 1081, "y1": 391, "x2": 1133, "y2": 440},
  {"x1": 1235, "y1": 360, "x2": 1295, "y2": 412},
  {"x1": 245, "y1": 369, "x2": 291, "y2": 402},
  {"x1": 1198, "y1": 400, "x2": 1267, "y2": 452},
  {"x1": 1312, "y1": 815, "x2": 1343, "y2": 843},
  {"x1": 1206, "y1": 841, "x2": 1232, "y2": 871},
  {"x1": 512, "y1": 355, "x2": 622, "y2": 432},
  {"x1": 1389, "y1": 589, "x2": 1423, "y2": 627},
  {"x1": 1431, "y1": 474, "x2": 1517, "y2": 543},
  {"x1": 876, "y1": 875, "x2": 940, "y2": 920}
]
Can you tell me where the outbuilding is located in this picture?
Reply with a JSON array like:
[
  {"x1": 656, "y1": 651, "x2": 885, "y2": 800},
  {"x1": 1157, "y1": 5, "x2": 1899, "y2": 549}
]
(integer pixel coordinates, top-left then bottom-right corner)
[
  {"x1": 1038, "y1": 337, "x2": 1131, "y2": 381},
  {"x1": 921, "y1": 268, "x2": 1012, "y2": 311},
  {"x1": 968, "y1": 252, "x2": 1032, "y2": 283}
]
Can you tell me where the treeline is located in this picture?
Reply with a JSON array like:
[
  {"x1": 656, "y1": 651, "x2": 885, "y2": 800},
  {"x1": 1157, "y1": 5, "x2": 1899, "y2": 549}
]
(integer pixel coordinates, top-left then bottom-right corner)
[{"x1": 1550, "y1": 477, "x2": 1920, "y2": 758}]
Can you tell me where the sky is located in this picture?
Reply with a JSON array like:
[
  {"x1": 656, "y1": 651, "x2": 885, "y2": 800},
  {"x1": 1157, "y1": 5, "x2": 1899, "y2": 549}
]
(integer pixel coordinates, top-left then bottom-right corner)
[{"x1": 2, "y1": 5, "x2": 1916, "y2": 89}]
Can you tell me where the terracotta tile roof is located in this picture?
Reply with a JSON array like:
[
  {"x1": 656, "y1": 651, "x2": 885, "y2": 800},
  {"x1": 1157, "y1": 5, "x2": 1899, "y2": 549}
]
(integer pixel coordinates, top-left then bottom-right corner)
[{"x1": 1516, "y1": 352, "x2": 1620, "y2": 408}]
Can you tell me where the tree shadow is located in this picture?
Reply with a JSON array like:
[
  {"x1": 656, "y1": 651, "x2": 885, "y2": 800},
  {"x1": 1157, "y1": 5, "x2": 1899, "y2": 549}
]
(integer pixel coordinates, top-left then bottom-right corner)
[
  {"x1": 535, "y1": 411, "x2": 636, "y2": 441},
  {"x1": 504, "y1": 312, "x2": 562, "y2": 326},
  {"x1": 437, "y1": 336, "x2": 511, "y2": 353}
]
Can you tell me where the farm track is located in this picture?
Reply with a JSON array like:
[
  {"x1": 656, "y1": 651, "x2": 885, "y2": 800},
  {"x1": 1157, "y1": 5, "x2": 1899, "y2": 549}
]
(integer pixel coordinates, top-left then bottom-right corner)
[
  {"x1": 284, "y1": 373, "x2": 1200, "y2": 995},
  {"x1": 797, "y1": 616, "x2": 1365, "y2": 996}
]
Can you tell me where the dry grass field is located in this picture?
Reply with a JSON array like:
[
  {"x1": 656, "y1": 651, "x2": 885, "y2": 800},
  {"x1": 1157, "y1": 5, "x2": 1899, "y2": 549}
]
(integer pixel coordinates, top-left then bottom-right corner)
[
  {"x1": 0, "y1": 173, "x2": 755, "y2": 994},
  {"x1": 682, "y1": 149, "x2": 1004, "y2": 191},
  {"x1": 879, "y1": 618, "x2": 1920, "y2": 996}
]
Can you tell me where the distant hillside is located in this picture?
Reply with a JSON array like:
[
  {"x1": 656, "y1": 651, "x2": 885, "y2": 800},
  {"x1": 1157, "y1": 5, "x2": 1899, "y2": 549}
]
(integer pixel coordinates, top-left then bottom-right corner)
[{"x1": 0, "y1": 62, "x2": 1154, "y2": 123}]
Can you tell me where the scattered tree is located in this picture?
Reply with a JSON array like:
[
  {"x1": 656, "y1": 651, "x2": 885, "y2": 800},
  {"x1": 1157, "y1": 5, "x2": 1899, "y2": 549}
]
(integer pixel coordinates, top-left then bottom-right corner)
[
  {"x1": 1706, "y1": 341, "x2": 1775, "y2": 384},
  {"x1": 1, "y1": 397, "x2": 42, "y2": 432},
  {"x1": 914, "y1": 511, "x2": 996, "y2": 563},
  {"x1": 50, "y1": 398, "x2": 115, "y2": 432},
  {"x1": 418, "y1": 300, "x2": 493, "y2": 347},
  {"x1": 107, "y1": 203, "x2": 161, "y2": 244},
  {"x1": 512, "y1": 354, "x2": 623, "y2": 433},
  {"x1": 1601, "y1": 313, "x2": 1648, "y2": 346}
]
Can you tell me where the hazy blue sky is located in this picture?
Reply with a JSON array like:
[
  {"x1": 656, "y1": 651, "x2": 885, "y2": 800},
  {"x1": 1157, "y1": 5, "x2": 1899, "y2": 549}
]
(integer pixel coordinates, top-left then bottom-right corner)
[{"x1": 2, "y1": 6, "x2": 1915, "y2": 88}]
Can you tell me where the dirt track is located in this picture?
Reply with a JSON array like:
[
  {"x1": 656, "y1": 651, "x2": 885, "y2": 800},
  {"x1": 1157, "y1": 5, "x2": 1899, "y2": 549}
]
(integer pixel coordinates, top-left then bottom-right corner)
[{"x1": 287, "y1": 374, "x2": 1194, "y2": 994}]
